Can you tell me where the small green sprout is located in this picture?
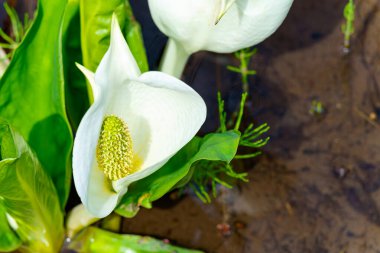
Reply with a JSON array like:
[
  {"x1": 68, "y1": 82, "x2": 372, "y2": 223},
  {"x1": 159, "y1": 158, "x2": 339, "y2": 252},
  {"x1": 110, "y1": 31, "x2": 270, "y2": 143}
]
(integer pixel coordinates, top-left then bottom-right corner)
[
  {"x1": 341, "y1": 0, "x2": 355, "y2": 50},
  {"x1": 219, "y1": 91, "x2": 270, "y2": 158},
  {"x1": 309, "y1": 100, "x2": 325, "y2": 116},
  {"x1": 187, "y1": 92, "x2": 270, "y2": 203},
  {"x1": 227, "y1": 47, "x2": 257, "y2": 93}
]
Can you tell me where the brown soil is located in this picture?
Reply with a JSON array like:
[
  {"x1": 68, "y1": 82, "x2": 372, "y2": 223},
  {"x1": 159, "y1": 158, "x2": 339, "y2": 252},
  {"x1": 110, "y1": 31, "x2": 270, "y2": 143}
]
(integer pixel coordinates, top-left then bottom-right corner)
[{"x1": 122, "y1": 1, "x2": 380, "y2": 252}]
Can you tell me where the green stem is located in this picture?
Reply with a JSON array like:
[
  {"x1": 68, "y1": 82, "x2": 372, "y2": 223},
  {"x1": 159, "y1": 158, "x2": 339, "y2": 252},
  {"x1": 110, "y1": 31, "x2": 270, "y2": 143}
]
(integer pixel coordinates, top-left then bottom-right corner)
[
  {"x1": 235, "y1": 152, "x2": 261, "y2": 159},
  {"x1": 239, "y1": 50, "x2": 249, "y2": 92},
  {"x1": 234, "y1": 92, "x2": 248, "y2": 131},
  {"x1": 159, "y1": 38, "x2": 190, "y2": 78},
  {"x1": 344, "y1": 22, "x2": 352, "y2": 48}
]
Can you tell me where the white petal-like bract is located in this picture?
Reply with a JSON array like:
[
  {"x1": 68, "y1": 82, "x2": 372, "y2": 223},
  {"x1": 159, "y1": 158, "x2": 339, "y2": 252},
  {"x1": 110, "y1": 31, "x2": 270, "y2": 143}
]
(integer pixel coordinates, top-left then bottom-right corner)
[
  {"x1": 148, "y1": 0, "x2": 293, "y2": 54},
  {"x1": 73, "y1": 15, "x2": 206, "y2": 218}
]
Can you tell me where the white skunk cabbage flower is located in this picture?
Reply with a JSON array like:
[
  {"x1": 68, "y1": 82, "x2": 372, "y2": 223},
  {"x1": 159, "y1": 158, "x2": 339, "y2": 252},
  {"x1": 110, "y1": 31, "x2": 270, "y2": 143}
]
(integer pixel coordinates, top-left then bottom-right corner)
[
  {"x1": 148, "y1": 0, "x2": 294, "y2": 77},
  {"x1": 73, "y1": 15, "x2": 206, "y2": 218}
]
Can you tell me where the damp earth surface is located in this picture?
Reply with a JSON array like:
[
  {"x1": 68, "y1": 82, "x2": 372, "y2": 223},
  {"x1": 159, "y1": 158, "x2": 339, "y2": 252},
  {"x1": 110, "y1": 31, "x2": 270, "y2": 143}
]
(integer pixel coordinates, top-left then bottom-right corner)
[
  {"x1": 122, "y1": 1, "x2": 380, "y2": 252},
  {"x1": 6, "y1": 0, "x2": 380, "y2": 252}
]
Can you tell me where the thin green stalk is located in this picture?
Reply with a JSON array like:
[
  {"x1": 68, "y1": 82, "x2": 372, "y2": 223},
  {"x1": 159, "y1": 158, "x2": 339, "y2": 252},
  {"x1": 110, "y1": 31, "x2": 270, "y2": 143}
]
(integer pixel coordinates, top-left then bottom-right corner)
[
  {"x1": 234, "y1": 92, "x2": 248, "y2": 131},
  {"x1": 342, "y1": 0, "x2": 355, "y2": 49},
  {"x1": 4, "y1": 3, "x2": 21, "y2": 42},
  {"x1": 235, "y1": 152, "x2": 262, "y2": 159},
  {"x1": 218, "y1": 92, "x2": 227, "y2": 132},
  {"x1": 227, "y1": 48, "x2": 257, "y2": 93}
]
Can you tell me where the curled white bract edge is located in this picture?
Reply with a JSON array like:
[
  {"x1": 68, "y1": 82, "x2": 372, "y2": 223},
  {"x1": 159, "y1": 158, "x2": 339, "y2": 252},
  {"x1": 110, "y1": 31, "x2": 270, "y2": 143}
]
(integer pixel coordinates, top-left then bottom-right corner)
[
  {"x1": 148, "y1": 0, "x2": 294, "y2": 54},
  {"x1": 73, "y1": 15, "x2": 206, "y2": 218}
]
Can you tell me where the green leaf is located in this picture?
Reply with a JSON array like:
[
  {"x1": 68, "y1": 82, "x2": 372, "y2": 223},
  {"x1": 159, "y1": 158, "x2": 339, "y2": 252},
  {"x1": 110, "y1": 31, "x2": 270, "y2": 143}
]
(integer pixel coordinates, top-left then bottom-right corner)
[
  {"x1": 62, "y1": 0, "x2": 90, "y2": 130},
  {"x1": 116, "y1": 131, "x2": 240, "y2": 218},
  {"x1": 124, "y1": 2, "x2": 149, "y2": 73},
  {"x1": 0, "y1": 120, "x2": 64, "y2": 253},
  {"x1": 0, "y1": 0, "x2": 73, "y2": 207},
  {"x1": 0, "y1": 204, "x2": 21, "y2": 252},
  {"x1": 68, "y1": 226, "x2": 203, "y2": 253},
  {"x1": 80, "y1": 0, "x2": 126, "y2": 73},
  {"x1": 80, "y1": 0, "x2": 148, "y2": 95}
]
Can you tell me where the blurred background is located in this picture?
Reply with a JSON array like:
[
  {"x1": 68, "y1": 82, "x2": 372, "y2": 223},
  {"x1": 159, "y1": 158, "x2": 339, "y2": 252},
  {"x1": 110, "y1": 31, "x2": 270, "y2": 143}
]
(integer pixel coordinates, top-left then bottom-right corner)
[{"x1": 2, "y1": 0, "x2": 380, "y2": 252}]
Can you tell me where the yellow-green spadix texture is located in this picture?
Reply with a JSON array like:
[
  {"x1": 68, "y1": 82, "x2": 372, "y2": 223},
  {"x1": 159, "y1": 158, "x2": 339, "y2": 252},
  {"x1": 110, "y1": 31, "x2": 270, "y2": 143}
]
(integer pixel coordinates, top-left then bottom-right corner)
[
  {"x1": 73, "y1": 15, "x2": 206, "y2": 218},
  {"x1": 97, "y1": 115, "x2": 137, "y2": 181}
]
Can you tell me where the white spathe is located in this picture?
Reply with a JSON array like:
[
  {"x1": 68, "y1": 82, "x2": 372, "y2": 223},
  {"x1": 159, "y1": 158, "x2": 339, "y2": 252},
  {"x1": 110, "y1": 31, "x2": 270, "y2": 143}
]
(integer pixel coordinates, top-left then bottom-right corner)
[
  {"x1": 148, "y1": 0, "x2": 294, "y2": 54},
  {"x1": 73, "y1": 15, "x2": 206, "y2": 218}
]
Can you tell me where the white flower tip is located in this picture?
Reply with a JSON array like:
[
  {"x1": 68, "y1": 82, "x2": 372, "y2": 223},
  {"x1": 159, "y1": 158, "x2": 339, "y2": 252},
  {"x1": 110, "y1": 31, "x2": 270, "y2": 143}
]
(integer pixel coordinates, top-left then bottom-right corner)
[
  {"x1": 75, "y1": 63, "x2": 101, "y2": 101},
  {"x1": 109, "y1": 13, "x2": 141, "y2": 78},
  {"x1": 111, "y1": 13, "x2": 119, "y2": 30}
]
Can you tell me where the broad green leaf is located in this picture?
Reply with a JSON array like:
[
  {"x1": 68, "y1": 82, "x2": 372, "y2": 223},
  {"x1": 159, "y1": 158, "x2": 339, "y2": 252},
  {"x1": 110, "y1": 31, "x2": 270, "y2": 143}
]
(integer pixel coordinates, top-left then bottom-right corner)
[
  {"x1": 124, "y1": 2, "x2": 149, "y2": 73},
  {"x1": 0, "y1": 203, "x2": 21, "y2": 252},
  {"x1": 116, "y1": 131, "x2": 240, "y2": 218},
  {"x1": 62, "y1": 0, "x2": 90, "y2": 130},
  {"x1": 69, "y1": 226, "x2": 203, "y2": 253},
  {"x1": 80, "y1": 0, "x2": 127, "y2": 73},
  {"x1": 0, "y1": 0, "x2": 73, "y2": 207},
  {"x1": 80, "y1": 0, "x2": 148, "y2": 93},
  {"x1": 0, "y1": 121, "x2": 64, "y2": 253}
]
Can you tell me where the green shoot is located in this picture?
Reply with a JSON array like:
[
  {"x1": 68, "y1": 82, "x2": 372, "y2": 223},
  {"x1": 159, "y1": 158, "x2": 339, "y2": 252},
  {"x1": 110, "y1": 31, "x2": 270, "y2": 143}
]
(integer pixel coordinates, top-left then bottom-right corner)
[
  {"x1": 189, "y1": 161, "x2": 248, "y2": 203},
  {"x1": 231, "y1": 93, "x2": 270, "y2": 159},
  {"x1": 0, "y1": 3, "x2": 34, "y2": 60},
  {"x1": 235, "y1": 125, "x2": 270, "y2": 159},
  {"x1": 309, "y1": 100, "x2": 325, "y2": 116},
  {"x1": 341, "y1": 0, "x2": 355, "y2": 50},
  {"x1": 188, "y1": 92, "x2": 269, "y2": 203},
  {"x1": 217, "y1": 92, "x2": 227, "y2": 132},
  {"x1": 227, "y1": 47, "x2": 257, "y2": 93},
  {"x1": 234, "y1": 92, "x2": 248, "y2": 131}
]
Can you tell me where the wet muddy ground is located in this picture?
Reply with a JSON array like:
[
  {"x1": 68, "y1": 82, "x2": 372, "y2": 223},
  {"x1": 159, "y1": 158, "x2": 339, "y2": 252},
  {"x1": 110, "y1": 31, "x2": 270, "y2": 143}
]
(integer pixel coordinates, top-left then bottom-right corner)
[
  {"x1": 5, "y1": 0, "x2": 380, "y2": 252},
  {"x1": 123, "y1": 1, "x2": 380, "y2": 252}
]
